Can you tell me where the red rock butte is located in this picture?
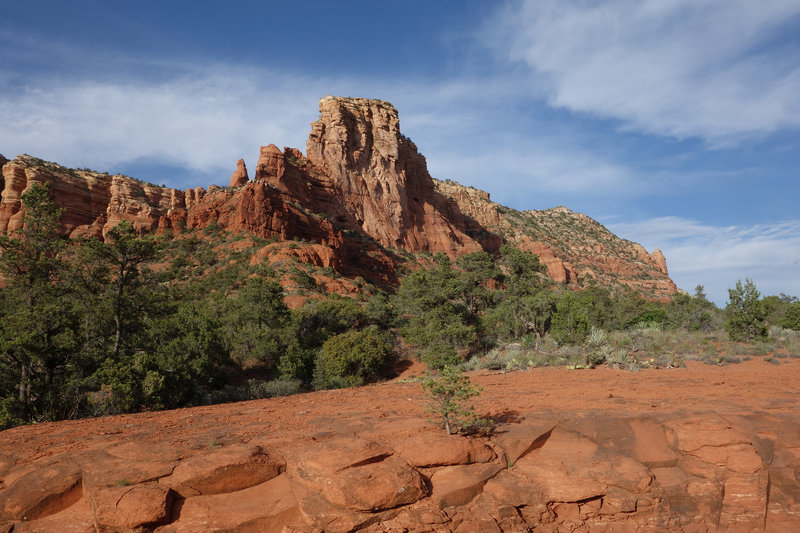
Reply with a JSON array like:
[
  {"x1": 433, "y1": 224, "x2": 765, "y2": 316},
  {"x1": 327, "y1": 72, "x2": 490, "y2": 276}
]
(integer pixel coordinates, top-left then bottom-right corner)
[{"x1": 0, "y1": 96, "x2": 677, "y2": 298}]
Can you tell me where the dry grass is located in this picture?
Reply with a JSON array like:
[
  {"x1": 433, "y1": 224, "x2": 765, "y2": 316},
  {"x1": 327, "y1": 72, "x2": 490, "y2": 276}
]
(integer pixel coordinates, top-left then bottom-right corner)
[{"x1": 466, "y1": 326, "x2": 800, "y2": 374}]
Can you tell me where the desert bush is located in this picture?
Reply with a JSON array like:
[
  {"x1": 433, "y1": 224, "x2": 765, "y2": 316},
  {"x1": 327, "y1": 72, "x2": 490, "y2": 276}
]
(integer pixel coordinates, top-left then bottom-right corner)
[
  {"x1": 313, "y1": 326, "x2": 393, "y2": 390},
  {"x1": 247, "y1": 378, "x2": 302, "y2": 399},
  {"x1": 587, "y1": 326, "x2": 608, "y2": 348},
  {"x1": 551, "y1": 292, "x2": 590, "y2": 345},
  {"x1": 725, "y1": 279, "x2": 768, "y2": 341},
  {"x1": 203, "y1": 384, "x2": 248, "y2": 405}
]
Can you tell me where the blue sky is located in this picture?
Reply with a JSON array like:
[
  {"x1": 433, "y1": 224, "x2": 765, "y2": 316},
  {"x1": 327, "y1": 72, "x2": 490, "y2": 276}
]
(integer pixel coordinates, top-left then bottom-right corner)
[{"x1": 1, "y1": 0, "x2": 799, "y2": 305}]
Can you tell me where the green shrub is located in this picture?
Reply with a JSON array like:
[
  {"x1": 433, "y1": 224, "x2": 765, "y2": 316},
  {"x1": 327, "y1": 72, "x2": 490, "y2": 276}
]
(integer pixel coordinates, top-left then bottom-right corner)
[
  {"x1": 313, "y1": 326, "x2": 393, "y2": 390},
  {"x1": 725, "y1": 279, "x2": 767, "y2": 341},
  {"x1": 247, "y1": 378, "x2": 302, "y2": 399},
  {"x1": 0, "y1": 397, "x2": 24, "y2": 430}
]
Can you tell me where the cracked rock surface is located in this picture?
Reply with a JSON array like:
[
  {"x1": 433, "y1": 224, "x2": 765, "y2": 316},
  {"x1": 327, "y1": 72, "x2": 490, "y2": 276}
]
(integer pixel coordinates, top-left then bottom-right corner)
[{"x1": 2, "y1": 358, "x2": 800, "y2": 531}]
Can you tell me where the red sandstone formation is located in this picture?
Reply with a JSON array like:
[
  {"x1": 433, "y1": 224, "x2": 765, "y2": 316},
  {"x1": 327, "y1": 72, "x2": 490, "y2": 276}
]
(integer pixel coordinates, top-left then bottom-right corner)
[
  {"x1": 228, "y1": 159, "x2": 249, "y2": 188},
  {"x1": 0, "y1": 96, "x2": 678, "y2": 297},
  {"x1": 302, "y1": 96, "x2": 484, "y2": 257},
  {"x1": 434, "y1": 180, "x2": 677, "y2": 298},
  {"x1": 2, "y1": 358, "x2": 799, "y2": 531}
]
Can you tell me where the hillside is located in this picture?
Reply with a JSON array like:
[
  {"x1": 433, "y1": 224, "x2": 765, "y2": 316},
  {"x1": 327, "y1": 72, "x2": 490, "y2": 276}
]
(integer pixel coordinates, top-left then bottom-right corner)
[{"x1": 0, "y1": 96, "x2": 677, "y2": 299}]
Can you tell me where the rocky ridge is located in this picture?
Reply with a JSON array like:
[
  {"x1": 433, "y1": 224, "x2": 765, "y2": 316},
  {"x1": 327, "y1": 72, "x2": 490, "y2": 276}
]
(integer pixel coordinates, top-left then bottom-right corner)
[
  {"x1": 0, "y1": 97, "x2": 676, "y2": 297},
  {"x1": 435, "y1": 180, "x2": 677, "y2": 298}
]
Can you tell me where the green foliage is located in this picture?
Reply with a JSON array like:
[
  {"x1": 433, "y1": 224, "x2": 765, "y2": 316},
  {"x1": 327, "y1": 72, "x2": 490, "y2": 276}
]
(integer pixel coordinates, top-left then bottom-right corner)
[
  {"x1": 485, "y1": 290, "x2": 557, "y2": 343},
  {"x1": 247, "y1": 378, "x2": 302, "y2": 399},
  {"x1": 224, "y1": 276, "x2": 290, "y2": 369},
  {"x1": 289, "y1": 266, "x2": 318, "y2": 292},
  {"x1": 725, "y1": 279, "x2": 768, "y2": 341},
  {"x1": 394, "y1": 255, "x2": 476, "y2": 368},
  {"x1": 482, "y1": 247, "x2": 554, "y2": 345},
  {"x1": 279, "y1": 294, "x2": 366, "y2": 382},
  {"x1": 456, "y1": 251, "x2": 502, "y2": 316},
  {"x1": 780, "y1": 302, "x2": 800, "y2": 331},
  {"x1": 313, "y1": 326, "x2": 393, "y2": 389},
  {"x1": 421, "y1": 366, "x2": 487, "y2": 435},
  {"x1": 0, "y1": 184, "x2": 80, "y2": 422},
  {"x1": 551, "y1": 291, "x2": 590, "y2": 345},
  {"x1": 666, "y1": 292, "x2": 718, "y2": 331},
  {"x1": 499, "y1": 244, "x2": 547, "y2": 293},
  {"x1": 364, "y1": 291, "x2": 394, "y2": 328},
  {"x1": 763, "y1": 294, "x2": 800, "y2": 331}
]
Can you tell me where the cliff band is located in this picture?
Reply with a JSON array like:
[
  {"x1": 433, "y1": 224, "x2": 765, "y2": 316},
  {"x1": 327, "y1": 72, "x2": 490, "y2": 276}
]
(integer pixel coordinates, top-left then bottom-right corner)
[{"x1": 0, "y1": 96, "x2": 677, "y2": 298}]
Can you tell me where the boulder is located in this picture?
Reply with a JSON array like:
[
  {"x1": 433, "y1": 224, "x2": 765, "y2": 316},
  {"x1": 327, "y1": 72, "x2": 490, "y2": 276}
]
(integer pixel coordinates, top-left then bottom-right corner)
[
  {"x1": 321, "y1": 455, "x2": 428, "y2": 512},
  {"x1": 430, "y1": 462, "x2": 504, "y2": 509},
  {"x1": 0, "y1": 460, "x2": 82, "y2": 522},
  {"x1": 86, "y1": 482, "x2": 172, "y2": 530},
  {"x1": 159, "y1": 444, "x2": 284, "y2": 497},
  {"x1": 157, "y1": 474, "x2": 303, "y2": 532}
]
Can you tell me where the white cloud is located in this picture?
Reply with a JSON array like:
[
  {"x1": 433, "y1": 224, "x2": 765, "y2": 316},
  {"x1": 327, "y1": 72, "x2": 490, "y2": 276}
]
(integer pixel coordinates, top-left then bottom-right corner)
[
  {"x1": 485, "y1": 0, "x2": 800, "y2": 143},
  {"x1": 0, "y1": 61, "x2": 639, "y2": 197},
  {"x1": 607, "y1": 217, "x2": 800, "y2": 305},
  {"x1": 425, "y1": 142, "x2": 636, "y2": 203},
  {"x1": 0, "y1": 68, "x2": 329, "y2": 186}
]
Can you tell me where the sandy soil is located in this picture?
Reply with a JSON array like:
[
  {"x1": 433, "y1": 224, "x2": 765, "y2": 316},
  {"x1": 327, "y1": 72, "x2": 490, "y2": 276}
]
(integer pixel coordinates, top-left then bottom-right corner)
[{"x1": 2, "y1": 357, "x2": 798, "y2": 463}]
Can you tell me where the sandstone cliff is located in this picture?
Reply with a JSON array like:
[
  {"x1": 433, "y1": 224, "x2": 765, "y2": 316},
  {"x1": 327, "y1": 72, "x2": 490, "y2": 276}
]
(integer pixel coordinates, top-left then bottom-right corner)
[
  {"x1": 434, "y1": 180, "x2": 677, "y2": 299},
  {"x1": 0, "y1": 96, "x2": 677, "y2": 297}
]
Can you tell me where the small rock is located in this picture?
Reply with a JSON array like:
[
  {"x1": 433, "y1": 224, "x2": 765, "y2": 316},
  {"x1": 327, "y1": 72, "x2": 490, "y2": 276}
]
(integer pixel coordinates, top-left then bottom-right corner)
[{"x1": 87, "y1": 483, "x2": 171, "y2": 530}]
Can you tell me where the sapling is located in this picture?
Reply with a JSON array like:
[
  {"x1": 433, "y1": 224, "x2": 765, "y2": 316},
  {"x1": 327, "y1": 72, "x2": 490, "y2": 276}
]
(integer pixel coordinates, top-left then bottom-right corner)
[{"x1": 421, "y1": 366, "x2": 486, "y2": 435}]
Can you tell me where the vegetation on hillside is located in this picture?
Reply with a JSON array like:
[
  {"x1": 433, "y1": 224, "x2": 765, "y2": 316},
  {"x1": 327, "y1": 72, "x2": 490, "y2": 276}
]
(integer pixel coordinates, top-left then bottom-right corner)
[{"x1": 1, "y1": 184, "x2": 798, "y2": 430}]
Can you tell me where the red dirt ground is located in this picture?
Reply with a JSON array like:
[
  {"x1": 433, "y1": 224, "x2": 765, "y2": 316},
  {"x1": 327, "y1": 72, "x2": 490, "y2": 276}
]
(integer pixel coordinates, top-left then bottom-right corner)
[{"x1": 2, "y1": 357, "x2": 799, "y2": 531}]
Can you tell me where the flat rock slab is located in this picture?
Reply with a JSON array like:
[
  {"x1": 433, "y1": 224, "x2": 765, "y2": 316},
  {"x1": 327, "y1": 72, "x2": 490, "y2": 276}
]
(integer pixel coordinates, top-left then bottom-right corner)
[
  {"x1": 283, "y1": 435, "x2": 393, "y2": 477},
  {"x1": 159, "y1": 443, "x2": 284, "y2": 497},
  {"x1": 431, "y1": 462, "x2": 504, "y2": 509},
  {"x1": 626, "y1": 418, "x2": 680, "y2": 468},
  {"x1": 490, "y1": 419, "x2": 555, "y2": 465},
  {"x1": 393, "y1": 432, "x2": 495, "y2": 467},
  {"x1": 157, "y1": 473, "x2": 303, "y2": 532},
  {"x1": 321, "y1": 455, "x2": 428, "y2": 512},
  {"x1": 513, "y1": 427, "x2": 654, "y2": 504},
  {"x1": 79, "y1": 450, "x2": 178, "y2": 489},
  {"x1": 0, "y1": 460, "x2": 82, "y2": 522},
  {"x1": 290, "y1": 478, "x2": 369, "y2": 533},
  {"x1": 483, "y1": 469, "x2": 544, "y2": 508},
  {"x1": 87, "y1": 482, "x2": 172, "y2": 530},
  {"x1": 11, "y1": 497, "x2": 94, "y2": 533}
]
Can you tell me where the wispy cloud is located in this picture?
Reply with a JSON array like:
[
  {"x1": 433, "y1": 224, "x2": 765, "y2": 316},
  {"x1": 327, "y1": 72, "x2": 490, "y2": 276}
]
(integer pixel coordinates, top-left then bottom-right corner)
[
  {"x1": 484, "y1": 0, "x2": 800, "y2": 143},
  {"x1": 0, "y1": 68, "x2": 327, "y2": 185},
  {"x1": 607, "y1": 217, "x2": 800, "y2": 305},
  {"x1": 0, "y1": 53, "x2": 640, "y2": 198},
  {"x1": 425, "y1": 143, "x2": 636, "y2": 203}
]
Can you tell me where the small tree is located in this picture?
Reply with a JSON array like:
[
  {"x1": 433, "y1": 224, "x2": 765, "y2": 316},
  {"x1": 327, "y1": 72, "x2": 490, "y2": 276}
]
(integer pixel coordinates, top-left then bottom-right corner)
[
  {"x1": 725, "y1": 278, "x2": 767, "y2": 341},
  {"x1": 421, "y1": 366, "x2": 486, "y2": 435}
]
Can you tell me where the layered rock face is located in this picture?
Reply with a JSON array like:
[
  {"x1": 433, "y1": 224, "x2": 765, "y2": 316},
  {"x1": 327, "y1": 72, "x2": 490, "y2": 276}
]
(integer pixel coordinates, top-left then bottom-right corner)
[
  {"x1": 0, "y1": 96, "x2": 678, "y2": 296},
  {"x1": 275, "y1": 96, "x2": 484, "y2": 256},
  {"x1": 435, "y1": 180, "x2": 677, "y2": 299}
]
